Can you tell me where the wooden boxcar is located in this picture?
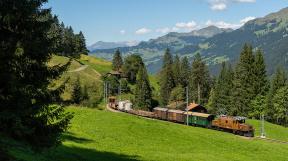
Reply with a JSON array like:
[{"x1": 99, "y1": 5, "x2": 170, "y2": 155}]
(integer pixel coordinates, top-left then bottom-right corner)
[
  {"x1": 131, "y1": 110, "x2": 153, "y2": 117},
  {"x1": 184, "y1": 112, "x2": 215, "y2": 126},
  {"x1": 212, "y1": 115, "x2": 254, "y2": 137},
  {"x1": 153, "y1": 107, "x2": 169, "y2": 120},
  {"x1": 168, "y1": 110, "x2": 185, "y2": 122}
]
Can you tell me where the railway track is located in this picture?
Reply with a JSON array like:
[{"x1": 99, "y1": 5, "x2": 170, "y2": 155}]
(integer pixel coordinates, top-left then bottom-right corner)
[{"x1": 106, "y1": 105, "x2": 288, "y2": 145}]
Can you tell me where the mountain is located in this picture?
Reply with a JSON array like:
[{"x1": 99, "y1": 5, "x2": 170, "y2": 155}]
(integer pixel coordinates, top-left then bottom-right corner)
[
  {"x1": 176, "y1": 7, "x2": 288, "y2": 77},
  {"x1": 89, "y1": 26, "x2": 232, "y2": 74},
  {"x1": 87, "y1": 40, "x2": 141, "y2": 51}
]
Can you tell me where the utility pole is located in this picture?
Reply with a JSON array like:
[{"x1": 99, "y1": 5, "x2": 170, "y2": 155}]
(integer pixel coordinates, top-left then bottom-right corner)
[
  {"x1": 103, "y1": 82, "x2": 106, "y2": 109},
  {"x1": 260, "y1": 115, "x2": 266, "y2": 138},
  {"x1": 185, "y1": 86, "x2": 188, "y2": 126}
]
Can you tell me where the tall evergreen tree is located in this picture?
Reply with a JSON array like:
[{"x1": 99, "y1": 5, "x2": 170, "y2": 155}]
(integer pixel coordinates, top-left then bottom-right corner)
[
  {"x1": 272, "y1": 86, "x2": 288, "y2": 126},
  {"x1": 189, "y1": 53, "x2": 210, "y2": 105},
  {"x1": 82, "y1": 84, "x2": 89, "y2": 100},
  {"x1": 231, "y1": 44, "x2": 256, "y2": 116},
  {"x1": 0, "y1": 0, "x2": 74, "y2": 152},
  {"x1": 134, "y1": 66, "x2": 152, "y2": 110},
  {"x1": 112, "y1": 49, "x2": 123, "y2": 71},
  {"x1": 159, "y1": 47, "x2": 174, "y2": 106},
  {"x1": 180, "y1": 56, "x2": 190, "y2": 88},
  {"x1": 72, "y1": 77, "x2": 83, "y2": 104},
  {"x1": 172, "y1": 54, "x2": 181, "y2": 86}
]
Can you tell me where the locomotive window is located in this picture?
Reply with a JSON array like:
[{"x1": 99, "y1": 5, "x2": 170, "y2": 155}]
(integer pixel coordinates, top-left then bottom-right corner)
[{"x1": 226, "y1": 120, "x2": 228, "y2": 123}]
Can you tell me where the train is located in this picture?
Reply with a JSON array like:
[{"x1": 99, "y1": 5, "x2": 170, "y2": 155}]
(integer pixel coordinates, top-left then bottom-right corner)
[{"x1": 108, "y1": 97, "x2": 255, "y2": 137}]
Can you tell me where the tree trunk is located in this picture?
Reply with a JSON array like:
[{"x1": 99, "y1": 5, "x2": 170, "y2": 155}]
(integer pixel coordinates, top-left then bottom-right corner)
[{"x1": 198, "y1": 82, "x2": 200, "y2": 104}]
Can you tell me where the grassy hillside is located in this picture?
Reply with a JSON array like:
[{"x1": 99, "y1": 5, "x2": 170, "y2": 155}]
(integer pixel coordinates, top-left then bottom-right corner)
[
  {"x1": 48, "y1": 55, "x2": 159, "y2": 103},
  {"x1": 7, "y1": 107, "x2": 288, "y2": 160},
  {"x1": 48, "y1": 55, "x2": 102, "y2": 101}
]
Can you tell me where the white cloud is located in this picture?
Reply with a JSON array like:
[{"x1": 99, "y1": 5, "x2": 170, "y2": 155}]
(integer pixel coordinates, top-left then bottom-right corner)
[
  {"x1": 156, "y1": 27, "x2": 180, "y2": 33},
  {"x1": 135, "y1": 28, "x2": 152, "y2": 34},
  {"x1": 176, "y1": 21, "x2": 197, "y2": 28},
  {"x1": 210, "y1": 3, "x2": 227, "y2": 10},
  {"x1": 204, "y1": 16, "x2": 255, "y2": 28},
  {"x1": 172, "y1": 27, "x2": 180, "y2": 32},
  {"x1": 175, "y1": 21, "x2": 201, "y2": 32},
  {"x1": 119, "y1": 30, "x2": 126, "y2": 34},
  {"x1": 156, "y1": 28, "x2": 170, "y2": 33},
  {"x1": 205, "y1": 0, "x2": 255, "y2": 10}
]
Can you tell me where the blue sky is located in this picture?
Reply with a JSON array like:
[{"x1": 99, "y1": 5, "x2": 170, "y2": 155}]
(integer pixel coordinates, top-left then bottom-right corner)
[{"x1": 43, "y1": 0, "x2": 288, "y2": 46}]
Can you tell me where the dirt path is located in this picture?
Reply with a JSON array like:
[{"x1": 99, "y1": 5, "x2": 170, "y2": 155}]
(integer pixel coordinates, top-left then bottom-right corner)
[{"x1": 68, "y1": 65, "x2": 88, "y2": 72}]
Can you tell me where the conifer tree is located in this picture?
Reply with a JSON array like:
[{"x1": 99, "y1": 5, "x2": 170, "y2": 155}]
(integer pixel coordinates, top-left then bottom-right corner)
[
  {"x1": 134, "y1": 66, "x2": 152, "y2": 110},
  {"x1": 180, "y1": 56, "x2": 190, "y2": 88},
  {"x1": 231, "y1": 44, "x2": 256, "y2": 116},
  {"x1": 0, "y1": 0, "x2": 73, "y2": 152},
  {"x1": 82, "y1": 84, "x2": 89, "y2": 100},
  {"x1": 169, "y1": 84, "x2": 185, "y2": 108},
  {"x1": 172, "y1": 54, "x2": 181, "y2": 86},
  {"x1": 272, "y1": 86, "x2": 288, "y2": 126},
  {"x1": 72, "y1": 77, "x2": 83, "y2": 104},
  {"x1": 159, "y1": 47, "x2": 174, "y2": 106},
  {"x1": 189, "y1": 53, "x2": 210, "y2": 105},
  {"x1": 112, "y1": 49, "x2": 123, "y2": 71}
]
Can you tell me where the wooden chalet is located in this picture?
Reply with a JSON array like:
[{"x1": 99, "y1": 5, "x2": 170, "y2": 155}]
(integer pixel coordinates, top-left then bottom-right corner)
[{"x1": 182, "y1": 102, "x2": 207, "y2": 113}]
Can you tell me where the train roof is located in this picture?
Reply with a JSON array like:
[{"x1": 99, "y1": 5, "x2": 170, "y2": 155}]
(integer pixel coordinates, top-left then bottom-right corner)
[
  {"x1": 153, "y1": 107, "x2": 169, "y2": 111},
  {"x1": 183, "y1": 112, "x2": 214, "y2": 117},
  {"x1": 217, "y1": 115, "x2": 248, "y2": 120},
  {"x1": 168, "y1": 109, "x2": 185, "y2": 114}
]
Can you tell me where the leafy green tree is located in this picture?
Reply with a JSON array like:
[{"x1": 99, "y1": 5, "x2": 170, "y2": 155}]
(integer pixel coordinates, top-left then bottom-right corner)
[
  {"x1": 189, "y1": 53, "x2": 210, "y2": 105},
  {"x1": 112, "y1": 49, "x2": 123, "y2": 71},
  {"x1": 172, "y1": 54, "x2": 181, "y2": 86},
  {"x1": 134, "y1": 66, "x2": 152, "y2": 110},
  {"x1": 180, "y1": 56, "x2": 190, "y2": 88},
  {"x1": 72, "y1": 77, "x2": 83, "y2": 104},
  {"x1": 121, "y1": 54, "x2": 144, "y2": 82},
  {"x1": 265, "y1": 66, "x2": 287, "y2": 123},
  {"x1": 159, "y1": 48, "x2": 174, "y2": 106},
  {"x1": 0, "y1": 0, "x2": 73, "y2": 152},
  {"x1": 169, "y1": 84, "x2": 185, "y2": 108},
  {"x1": 250, "y1": 95, "x2": 266, "y2": 119}
]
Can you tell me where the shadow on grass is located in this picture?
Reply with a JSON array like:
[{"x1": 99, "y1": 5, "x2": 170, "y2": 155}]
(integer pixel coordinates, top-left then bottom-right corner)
[
  {"x1": 61, "y1": 132, "x2": 94, "y2": 144},
  {"x1": 46, "y1": 132, "x2": 140, "y2": 161},
  {"x1": 43, "y1": 145, "x2": 140, "y2": 161}
]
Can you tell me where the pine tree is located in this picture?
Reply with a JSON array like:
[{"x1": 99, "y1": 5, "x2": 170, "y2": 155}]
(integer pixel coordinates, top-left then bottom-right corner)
[
  {"x1": 0, "y1": 0, "x2": 73, "y2": 152},
  {"x1": 172, "y1": 54, "x2": 181, "y2": 86},
  {"x1": 230, "y1": 44, "x2": 256, "y2": 116},
  {"x1": 82, "y1": 84, "x2": 89, "y2": 100},
  {"x1": 180, "y1": 56, "x2": 190, "y2": 88},
  {"x1": 121, "y1": 54, "x2": 144, "y2": 82},
  {"x1": 72, "y1": 77, "x2": 83, "y2": 104},
  {"x1": 134, "y1": 66, "x2": 152, "y2": 110},
  {"x1": 159, "y1": 48, "x2": 174, "y2": 106},
  {"x1": 112, "y1": 49, "x2": 123, "y2": 71},
  {"x1": 189, "y1": 53, "x2": 210, "y2": 105}
]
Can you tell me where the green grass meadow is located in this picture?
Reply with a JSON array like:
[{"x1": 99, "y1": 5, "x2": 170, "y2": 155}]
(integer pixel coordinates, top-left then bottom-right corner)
[{"x1": 8, "y1": 107, "x2": 288, "y2": 161}]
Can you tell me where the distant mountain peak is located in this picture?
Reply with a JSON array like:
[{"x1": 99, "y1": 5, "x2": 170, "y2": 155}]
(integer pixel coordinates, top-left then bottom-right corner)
[
  {"x1": 188, "y1": 26, "x2": 233, "y2": 38},
  {"x1": 88, "y1": 40, "x2": 142, "y2": 51}
]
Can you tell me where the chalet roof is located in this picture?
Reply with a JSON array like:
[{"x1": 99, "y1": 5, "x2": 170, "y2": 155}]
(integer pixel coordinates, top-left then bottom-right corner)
[
  {"x1": 106, "y1": 72, "x2": 120, "y2": 75},
  {"x1": 188, "y1": 102, "x2": 202, "y2": 110}
]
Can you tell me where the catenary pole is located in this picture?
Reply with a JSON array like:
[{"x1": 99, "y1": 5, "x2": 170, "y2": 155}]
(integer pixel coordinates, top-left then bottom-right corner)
[{"x1": 186, "y1": 86, "x2": 188, "y2": 126}]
